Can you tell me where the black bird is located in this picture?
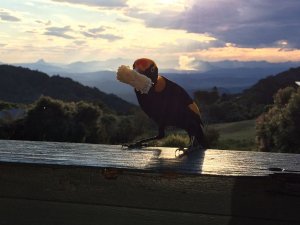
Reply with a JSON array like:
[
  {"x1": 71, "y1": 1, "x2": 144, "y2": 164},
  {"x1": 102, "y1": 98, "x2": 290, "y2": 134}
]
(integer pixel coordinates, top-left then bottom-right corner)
[{"x1": 129, "y1": 58, "x2": 206, "y2": 151}]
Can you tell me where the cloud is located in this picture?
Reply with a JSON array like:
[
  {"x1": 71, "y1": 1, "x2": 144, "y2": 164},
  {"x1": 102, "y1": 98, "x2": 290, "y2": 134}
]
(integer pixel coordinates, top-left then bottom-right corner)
[
  {"x1": 88, "y1": 27, "x2": 106, "y2": 33},
  {"x1": 51, "y1": 0, "x2": 127, "y2": 7},
  {"x1": 178, "y1": 55, "x2": 197, "y2": 70},
  {"x1": 35, "y1": 20, "x2": 52, "y2": 26},
  {"x1": 44, "y1": 26, "x2": 75, "y2": 39},
  {"x1": 0, "y1": 10, "x2": 21, "y2": 22},
  {"x1": 126, "y1": 0, "x2": 300, "y2": 48},
  {"x1": 82, "y1": 32, "x2": 122, "y2": 41},
  {"x1": 166, "y1": 38, "x2": 226, "y2": 53},
  {"x1": 81, "y1": 26, "x2": 122, "y2": 41}
]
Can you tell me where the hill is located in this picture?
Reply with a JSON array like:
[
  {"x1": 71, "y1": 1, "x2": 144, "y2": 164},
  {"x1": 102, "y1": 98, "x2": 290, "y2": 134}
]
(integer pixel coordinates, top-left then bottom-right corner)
[
  {"x1": 10, "y1": 59, "x2": 299, "y2": 104},
  {"x1": 196, "y1": 66, "x2": 300, "y2": 122},
  {"x1": 0, "y1": 65, "x2": 135, "y2": 113},
  {"x1": 239, "y1": 67, "x2": 300, "y2": 105},
  {"x1": 60, "y1": 67, "x2": 285, "y2": 104}
]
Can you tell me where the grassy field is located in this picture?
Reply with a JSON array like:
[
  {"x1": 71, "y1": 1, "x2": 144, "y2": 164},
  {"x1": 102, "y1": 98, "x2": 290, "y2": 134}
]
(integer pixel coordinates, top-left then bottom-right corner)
[
  {"x1": 152, "y1": 119, "x2": 257, "y2": 151},
  {"x1": 209, "y1": 119, "x2": 256, "y2": 151}
]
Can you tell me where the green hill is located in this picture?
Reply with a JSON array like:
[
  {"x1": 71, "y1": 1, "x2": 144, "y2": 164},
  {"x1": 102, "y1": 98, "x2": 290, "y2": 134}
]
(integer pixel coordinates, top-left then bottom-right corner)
[
  {"x1": 0, "y1": 65, "x2": 135, "y2": 113},
  {"x1": 196, "y1": 66, "x2": 300, "y2": 122},
  {"x1": 238, "y1": 66, "x2": 300, "y2": 107},
  {"x1": 210, "y1": 120, "x2": 256, "y2": 151}
]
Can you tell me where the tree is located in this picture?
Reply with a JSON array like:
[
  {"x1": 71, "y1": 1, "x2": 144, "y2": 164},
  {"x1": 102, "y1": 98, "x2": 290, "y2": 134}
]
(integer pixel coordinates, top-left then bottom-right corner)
[
  {"x1": 256, "y1": 87, "x2": 300, "y2": 153},
  {"x1": 24, "y1": 96, "x2": 71, "y2": 141}
]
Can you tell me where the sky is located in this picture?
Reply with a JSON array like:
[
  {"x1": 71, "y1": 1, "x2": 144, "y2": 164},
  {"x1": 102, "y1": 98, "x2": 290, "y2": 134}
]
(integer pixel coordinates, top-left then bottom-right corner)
[{"x1": 1, "y1": 0, "x2": 300, "y2": 70}]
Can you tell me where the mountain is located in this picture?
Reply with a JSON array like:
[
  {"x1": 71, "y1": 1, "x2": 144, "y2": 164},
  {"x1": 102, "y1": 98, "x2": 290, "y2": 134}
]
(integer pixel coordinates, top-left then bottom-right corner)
[
  {"x1": 239, "y1": 67, "x2": 300, "y2": 106},
  {"x1": 60, "y1": 67, "x2": 288, "y2": 104},
  {"x1": 61, "y1": 71, "x2": 137, "y2": 103},
  {"x1": 201, "y1": 66, "x2": 300, "y2": 122},
  {"x1": 11, "y1": 58, "x2": 300, "y2": 74},
  {"x1": 14, "y1": 58, "x2": 132, "y2": 74},
  {"x1": 7, "y1": 59, "x2": 300, "y2": 104},
  {"x1": 0, "y1": 65, "x2": 135, "y2": 113},
  {"x1": 15, "y1": 59, "x2": 66, "y2": 75}
]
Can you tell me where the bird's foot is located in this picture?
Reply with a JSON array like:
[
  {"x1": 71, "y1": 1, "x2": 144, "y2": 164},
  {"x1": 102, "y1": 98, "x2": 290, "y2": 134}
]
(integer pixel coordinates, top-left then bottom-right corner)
[
  {"x1": 175, "y1": 145, "x2": 202, "y2": 157},
  {"x1": 122, "y1": 142, "x2": 148, "y2": 149}
]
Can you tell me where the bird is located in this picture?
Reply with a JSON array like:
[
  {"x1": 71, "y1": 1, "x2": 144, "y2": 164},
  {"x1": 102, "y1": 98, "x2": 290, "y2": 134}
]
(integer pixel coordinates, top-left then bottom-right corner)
[{"x1": 122, "y1": 58, "x2": 207, "y2": 152}]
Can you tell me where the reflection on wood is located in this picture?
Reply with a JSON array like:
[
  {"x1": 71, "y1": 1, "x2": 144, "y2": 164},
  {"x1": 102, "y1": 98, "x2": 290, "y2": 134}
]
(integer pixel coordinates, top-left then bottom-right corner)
[{"x1": 0, "y1": 140, "x2": 299, "y2": 225}]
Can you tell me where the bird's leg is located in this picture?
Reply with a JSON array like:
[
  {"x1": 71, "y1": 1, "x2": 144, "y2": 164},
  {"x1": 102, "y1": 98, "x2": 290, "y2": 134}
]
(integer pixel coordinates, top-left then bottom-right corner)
[
  {"x1": 175, "y1": 135, "x2": 200, "y2": 157},
  {"x1": 185, "y1": 136, "x2": 201, "y2": 152},
  {"x1": 124, "y1": 126, "x2": 165, "y2": 149}
]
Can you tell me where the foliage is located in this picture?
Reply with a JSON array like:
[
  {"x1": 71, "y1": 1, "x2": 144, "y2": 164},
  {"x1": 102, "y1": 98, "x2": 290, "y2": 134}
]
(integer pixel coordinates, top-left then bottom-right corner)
[
  {"x1": 0, "y1": 100, "x2": 18, "y2": 111},
  {"x1": 0, "y1": 65, "x2": 135, "y2": 114},
  {"x1": 194, "y1": 67, "x2": 300, "y2": 123},
  {"x1": 256, "y1": 87, "x2": 300, "y2": 153},
  {"x1": 0, "y1": 96, "x2": 142, "y2": 144},
  {"x1": 152, "y1": 127, "x2": 220, "y2": 149},
  {"x1": 158, "y1": 134, "x2": 189, "y2": 148},
  {"x1": 204, "y1": 127, "x2": 220, "y2": 147}
]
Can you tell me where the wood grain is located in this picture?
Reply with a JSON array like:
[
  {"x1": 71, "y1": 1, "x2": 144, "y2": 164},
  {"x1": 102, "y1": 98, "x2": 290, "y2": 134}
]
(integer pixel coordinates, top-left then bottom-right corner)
[
  {"x1": 0, "y1": 140, "x2": 299, "y2": 176},
  {"x1": 0, "y1": 140, "x2": 300, "y2": 224}
]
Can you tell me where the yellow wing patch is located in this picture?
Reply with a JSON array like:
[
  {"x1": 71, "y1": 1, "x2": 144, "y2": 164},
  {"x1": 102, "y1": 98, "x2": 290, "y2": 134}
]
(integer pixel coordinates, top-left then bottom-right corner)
[
  {"x1": 188, "y1": 102, "x2": 201, "y2": 116},
  {"x1": 154, "y1": 75, "x2": 166, "y2": 92}
]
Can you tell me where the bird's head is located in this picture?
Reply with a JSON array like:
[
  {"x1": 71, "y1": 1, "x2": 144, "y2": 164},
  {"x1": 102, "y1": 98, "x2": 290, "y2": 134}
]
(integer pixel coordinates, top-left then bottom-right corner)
[{"x1": 133, "y1": 58, "x2": 158, "y2": 84}]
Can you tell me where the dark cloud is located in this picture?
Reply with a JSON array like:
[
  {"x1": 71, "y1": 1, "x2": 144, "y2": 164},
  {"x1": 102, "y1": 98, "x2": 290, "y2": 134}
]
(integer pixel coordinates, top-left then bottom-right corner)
[
  {"x1": 51, "y1": 0, "x2": 127, "y2": 7},
  {"x1": 161, "y1": 39, "x2": 226, "y2": 53},
  {"x1": 44, "y1": 26, "x2": 75, "y2": 39},
  {"x1": 0, "y1": 11, "x2": 21, "y2": 22},
  {"x1": 127, "y1": 0, "x2": 300, "y2": 48}
]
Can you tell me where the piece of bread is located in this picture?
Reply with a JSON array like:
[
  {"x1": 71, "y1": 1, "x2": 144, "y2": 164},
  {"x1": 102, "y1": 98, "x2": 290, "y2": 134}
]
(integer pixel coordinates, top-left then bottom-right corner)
[{"x1": 116, "y1": 65, "x2": 153, "y2": 94}]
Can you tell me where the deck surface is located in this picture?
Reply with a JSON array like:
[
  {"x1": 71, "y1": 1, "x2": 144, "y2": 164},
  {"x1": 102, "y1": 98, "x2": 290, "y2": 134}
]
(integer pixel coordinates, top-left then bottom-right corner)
[{"x1": 0, "y1": 140, "x2": 300, "y2": 176}]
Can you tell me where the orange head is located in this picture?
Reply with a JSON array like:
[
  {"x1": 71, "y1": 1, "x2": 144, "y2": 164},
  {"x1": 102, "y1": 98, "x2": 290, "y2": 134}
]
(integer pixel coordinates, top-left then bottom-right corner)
[{"x1": 133, "y1": 58, "x2": 158, "y2": 84}]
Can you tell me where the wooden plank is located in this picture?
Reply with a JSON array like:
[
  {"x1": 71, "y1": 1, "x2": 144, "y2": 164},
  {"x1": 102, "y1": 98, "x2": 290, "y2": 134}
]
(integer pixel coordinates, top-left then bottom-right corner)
[
  {"x1": 1, "y1": 139, "x2": 300, "y2": 224},
  {"x1": 0, "y1": 140, "x2": 300, "y2": 176},
  {"x1": 1, "y1": 197, "x2": 297, "y2": 225},
  {"x1": 0, "y1": 163, "x2": 299, "y2": 223}
]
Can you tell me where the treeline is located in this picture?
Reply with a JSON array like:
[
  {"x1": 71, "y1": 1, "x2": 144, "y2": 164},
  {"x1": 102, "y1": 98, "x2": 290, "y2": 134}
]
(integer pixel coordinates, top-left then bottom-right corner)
[
  {"x1": 256, "y1": 87, "x2": 300, "y2": 153},
  {"x1": 195, "y1": 67, "x2": 300, "y2": 123},
  {"x1": 194, "y1": 87, "x2": 257, "y2": 123},
  {"x1": 0, "y1": 64, "x2": 135, "y2": 114},
  {"x1": 0, "y1": 96, "x2": 154, "y2": 144}
]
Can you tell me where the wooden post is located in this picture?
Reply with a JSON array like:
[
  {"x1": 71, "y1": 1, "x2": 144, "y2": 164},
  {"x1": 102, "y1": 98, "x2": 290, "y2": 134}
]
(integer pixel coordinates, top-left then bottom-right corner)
[{"x1": 0, "y1": 140, "x2": 299, "y2": 225}]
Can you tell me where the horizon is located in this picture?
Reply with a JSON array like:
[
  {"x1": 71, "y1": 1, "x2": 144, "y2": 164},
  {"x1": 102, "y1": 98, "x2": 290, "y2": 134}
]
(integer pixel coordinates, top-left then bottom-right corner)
[{"x1": 1, "y1": 0, "x2": 300, "y2": 70}]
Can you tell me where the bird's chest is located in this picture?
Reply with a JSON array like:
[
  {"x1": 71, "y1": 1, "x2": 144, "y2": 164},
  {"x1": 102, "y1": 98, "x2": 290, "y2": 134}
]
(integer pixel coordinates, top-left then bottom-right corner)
[
  {"x1": 136, "y1": 89, "x2": 181, "y2": 124},
  {"x1": 136, "y1": 90, "x2": 168, "y2": 116}
]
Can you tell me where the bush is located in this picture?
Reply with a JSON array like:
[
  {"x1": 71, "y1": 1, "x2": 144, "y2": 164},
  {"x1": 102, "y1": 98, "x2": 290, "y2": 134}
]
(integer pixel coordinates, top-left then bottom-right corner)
[
  {"x1": 256, "y1": 87, "x2": 300, "y2": 153},
  {"x1": 158, "y1": 134, "x2": 189, "y2": 148}
]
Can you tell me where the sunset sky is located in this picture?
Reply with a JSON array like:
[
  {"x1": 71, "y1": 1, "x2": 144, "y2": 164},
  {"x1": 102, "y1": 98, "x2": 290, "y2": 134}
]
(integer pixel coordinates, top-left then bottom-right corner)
[{"x1": 1, "y1": 0, "x2": 300, "y2": 70}]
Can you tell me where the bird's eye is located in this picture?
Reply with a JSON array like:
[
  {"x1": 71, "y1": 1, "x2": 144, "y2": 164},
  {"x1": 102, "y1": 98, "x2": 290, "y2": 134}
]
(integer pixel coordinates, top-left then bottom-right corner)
[{"x1": 151, "y1": 67, "x2": 155, "y2": 73}]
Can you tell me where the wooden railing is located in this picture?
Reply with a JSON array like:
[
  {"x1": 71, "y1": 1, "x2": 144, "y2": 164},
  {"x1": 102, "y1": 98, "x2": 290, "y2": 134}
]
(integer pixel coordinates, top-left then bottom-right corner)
[{"x1": 0, "y1": 140, "x2": 299, "y2": 225}]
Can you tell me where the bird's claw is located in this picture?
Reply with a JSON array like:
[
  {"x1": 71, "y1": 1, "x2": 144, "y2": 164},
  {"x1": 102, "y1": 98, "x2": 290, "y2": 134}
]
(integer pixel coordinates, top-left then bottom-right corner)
[
  {"x1": 175, "y1": 147, "x2": 185, "y2": 157},
  {"x1": 175, "y1": 146, "x2": 201, "y2": 157}
]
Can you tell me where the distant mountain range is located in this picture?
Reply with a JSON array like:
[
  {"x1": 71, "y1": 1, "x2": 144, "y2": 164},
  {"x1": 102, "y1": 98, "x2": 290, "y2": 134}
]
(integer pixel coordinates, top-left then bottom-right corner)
[
  {"x1": 59, "y1": 67, "x2": 298, "y2": 104},
  {"x1": 0, "y1": 65, "x2": 135, "y2": 113},
  {"x1": 4, "y1": 58, "x2": 300, "y2": 74},
  {"x1": 1, "y1": 59, "x2": 299, "y2": 104},
  {"x1": 1, "y1": 64, "x2": 299, "y2": 123}
]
